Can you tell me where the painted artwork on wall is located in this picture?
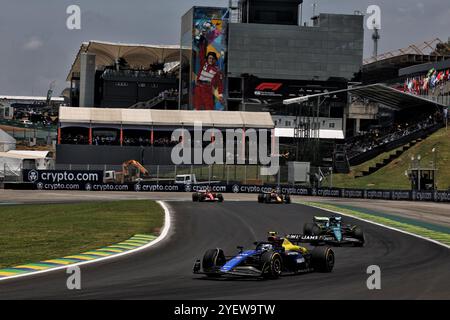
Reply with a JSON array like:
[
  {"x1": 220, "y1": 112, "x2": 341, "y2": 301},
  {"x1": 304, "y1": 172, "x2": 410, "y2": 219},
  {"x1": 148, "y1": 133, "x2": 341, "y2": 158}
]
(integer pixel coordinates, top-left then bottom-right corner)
[{"x1": 191, "y1": 7, "x2": 228, "y2": 111}]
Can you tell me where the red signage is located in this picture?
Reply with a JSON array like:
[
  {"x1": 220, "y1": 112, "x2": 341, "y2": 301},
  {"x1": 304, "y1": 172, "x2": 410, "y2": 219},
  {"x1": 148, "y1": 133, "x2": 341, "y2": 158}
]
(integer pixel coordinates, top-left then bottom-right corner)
[{"x1": 255, "y1": 83, "x2": 283, "y2": 91}]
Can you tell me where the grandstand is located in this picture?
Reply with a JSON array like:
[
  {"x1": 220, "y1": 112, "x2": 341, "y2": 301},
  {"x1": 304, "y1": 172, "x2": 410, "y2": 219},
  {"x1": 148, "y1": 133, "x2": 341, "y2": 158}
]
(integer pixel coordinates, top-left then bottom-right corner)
[
  {"x1": 56, "y1": 107, "x2": 274, "y2": 166},
  {"x1": 67, "y1": 41, "x2": 180, "y2": 109},
  {"x1": 326, "y1": 39, "x2": 450, "y2": 173}
]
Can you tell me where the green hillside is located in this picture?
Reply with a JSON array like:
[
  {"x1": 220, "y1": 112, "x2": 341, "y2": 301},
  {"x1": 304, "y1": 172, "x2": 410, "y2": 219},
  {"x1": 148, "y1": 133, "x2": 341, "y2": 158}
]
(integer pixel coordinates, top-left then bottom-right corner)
[{"x1": 331, "y1": 127, "x2": 450, "y2": 190}]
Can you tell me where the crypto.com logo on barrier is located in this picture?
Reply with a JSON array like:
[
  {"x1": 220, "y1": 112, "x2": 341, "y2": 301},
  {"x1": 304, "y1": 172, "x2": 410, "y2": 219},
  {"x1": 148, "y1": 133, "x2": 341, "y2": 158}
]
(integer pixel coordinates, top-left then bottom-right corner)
[{"x1": 170, "y1": 122, "x2": 280, "y2": 176}]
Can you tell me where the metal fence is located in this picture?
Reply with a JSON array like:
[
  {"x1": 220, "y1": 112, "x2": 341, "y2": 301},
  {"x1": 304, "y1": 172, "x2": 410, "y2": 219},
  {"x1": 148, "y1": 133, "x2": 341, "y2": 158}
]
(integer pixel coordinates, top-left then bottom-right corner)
[
  {"x1": 1, "y1": 163, "x2": 24, "y2": 182},
  {"x1": 0, "y1": 119, "x2": 57, "y2": 145}
]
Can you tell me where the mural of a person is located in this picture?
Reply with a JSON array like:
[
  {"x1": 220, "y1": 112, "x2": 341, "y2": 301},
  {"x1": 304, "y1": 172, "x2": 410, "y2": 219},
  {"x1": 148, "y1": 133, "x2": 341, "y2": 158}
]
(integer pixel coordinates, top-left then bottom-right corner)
[
  {"x1": 192, "y1": 12, "x2": 227, "y2": 111},
  {"x1": 194, "y1": 50, "x2": 224, "y2": 110}
]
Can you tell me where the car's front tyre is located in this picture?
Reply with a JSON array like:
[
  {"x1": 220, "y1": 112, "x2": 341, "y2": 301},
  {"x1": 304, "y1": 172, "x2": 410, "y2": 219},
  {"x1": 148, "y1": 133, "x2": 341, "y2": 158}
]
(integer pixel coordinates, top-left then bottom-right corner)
[
  {"x1": 261, "y1": 251, "x2": 283, "y2": 279},
  {"x1": 202, "y1": 248, "x2": 226, "y2": 277},
  {"x1": 353, "y1": 226, "x2": 365, "y2": 247}
]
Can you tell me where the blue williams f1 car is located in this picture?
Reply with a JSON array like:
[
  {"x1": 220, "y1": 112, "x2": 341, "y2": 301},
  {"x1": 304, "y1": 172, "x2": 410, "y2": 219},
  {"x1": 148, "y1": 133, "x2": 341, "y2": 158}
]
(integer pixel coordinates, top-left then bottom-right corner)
[
  {"x1": 287, "y1": 216, "x2": 365, "y2": 247},
  {"x1": 193, "y1": 232, "x2": 334, "y2": 279}
]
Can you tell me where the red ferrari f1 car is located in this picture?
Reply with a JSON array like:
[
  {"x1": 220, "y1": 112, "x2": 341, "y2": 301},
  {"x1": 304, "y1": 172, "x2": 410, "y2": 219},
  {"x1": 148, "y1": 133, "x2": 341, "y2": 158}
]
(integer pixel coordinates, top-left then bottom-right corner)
[{"x1": 192, "y1": 190, "x2": 224, "y2": 202}]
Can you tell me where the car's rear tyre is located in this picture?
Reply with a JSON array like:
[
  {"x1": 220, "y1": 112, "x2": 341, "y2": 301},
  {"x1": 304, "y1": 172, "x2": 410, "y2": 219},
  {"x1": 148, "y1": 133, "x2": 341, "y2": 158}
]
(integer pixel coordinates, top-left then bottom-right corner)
[
  {"x1": 304, "y1": 223, "x2": 314, "y2": 235},
  {"x1": 192, "y1": 193, "x2": 199, "y2": 202},
  {"x1": 311, "y1": 225, "x2": 321, "y2": 236},
  {"x1": 284, "y1": 195, "x2": 291, "y2": 204},
  {"x1": 217, "y1": 194, "x2": 224, "y2": 202},
  {"x1": 261, "y1": 251, "x2": 282, "y2": 279},
  {"x1": 202, "y1": 248, "x2": 226, "y2": 276},
  {"x1": 311, "y1": 247, "x2": 334, "y2": 272},
  {"x1": 264, "y1": 194, "x2": 271, "y2": 203},
  {"x1": 353, "y1": 226, "x2": 365, "y2": 247},
  {"x1": 258, "y1": 194, "x2": 264, "y2": 203}
]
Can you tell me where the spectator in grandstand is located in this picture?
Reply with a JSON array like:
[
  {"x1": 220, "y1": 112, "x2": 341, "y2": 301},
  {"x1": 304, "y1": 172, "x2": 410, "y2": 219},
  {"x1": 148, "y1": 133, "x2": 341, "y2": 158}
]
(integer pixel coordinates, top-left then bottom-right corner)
[{"x1": 345, "y1": 116, "x2": 440, "y2": 160}]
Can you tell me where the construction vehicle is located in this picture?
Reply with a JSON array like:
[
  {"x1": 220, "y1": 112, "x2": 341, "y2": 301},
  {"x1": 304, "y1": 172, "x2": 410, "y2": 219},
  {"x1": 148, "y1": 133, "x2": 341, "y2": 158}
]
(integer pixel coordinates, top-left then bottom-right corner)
[{"x1": 103, "y1": 160, "x2": 150, "y2": 184}]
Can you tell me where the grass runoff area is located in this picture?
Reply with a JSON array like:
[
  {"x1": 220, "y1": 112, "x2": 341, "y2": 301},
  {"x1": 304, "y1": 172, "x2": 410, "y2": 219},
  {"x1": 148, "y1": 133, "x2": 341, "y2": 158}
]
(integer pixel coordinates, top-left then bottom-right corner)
[
  {"x1": 299, "y1": 201, "x2": 450, "y2": 246},
  {"x1": 330, "y1": 128, "x2": 450, "y2": 190},
  {"x1": 0, "y1": 201, "x2": 164, "y2": 269}
]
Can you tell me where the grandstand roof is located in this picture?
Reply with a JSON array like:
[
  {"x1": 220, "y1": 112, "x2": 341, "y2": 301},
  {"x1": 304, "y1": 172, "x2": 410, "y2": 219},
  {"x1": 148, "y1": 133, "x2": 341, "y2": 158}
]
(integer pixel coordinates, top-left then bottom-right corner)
[
  {"x1": 67, "y1": 41, "x2": 180, "y2": 81},
  {"x1": 349, "y1": 84, "x2": 448, "y2": 110},
  {"x1": 284, "y1": 84, "x2": 447, "y2": 110},
  {"x1": 6, "y1": 150, "x2": 51, "y2": 158},
  {"x1": 399, "y1": 59, "x2": 450, "y2": 77},
  {"x1": 363, "y1": 39, "x2": 450, "y2": 66},
  {"x1": 58, "y1": 107, "x2": 274, "y2": 129},
  {"x1": 0, "y1": 96, "x2": 65, "y2": 102},
  {"x1": 0, "y1": 130, "x2": 16, "y2": 144}
]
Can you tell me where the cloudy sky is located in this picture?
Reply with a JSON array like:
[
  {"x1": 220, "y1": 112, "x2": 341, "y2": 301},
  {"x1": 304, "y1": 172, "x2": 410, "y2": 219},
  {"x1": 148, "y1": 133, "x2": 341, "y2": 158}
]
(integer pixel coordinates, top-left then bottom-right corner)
[{"x1": 0, "y1": 0, "x2": 448, "y2": 96}]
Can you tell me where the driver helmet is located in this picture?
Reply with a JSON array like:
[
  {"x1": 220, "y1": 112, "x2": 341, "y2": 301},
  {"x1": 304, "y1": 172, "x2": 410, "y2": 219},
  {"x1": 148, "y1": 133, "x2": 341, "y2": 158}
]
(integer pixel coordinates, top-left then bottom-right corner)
[
  {"x1": 260, "y1": 243, "x2": 273, "y2": 251},
  {"x1": 330, "y1": 216, "x2": 342, "y2": 224}
]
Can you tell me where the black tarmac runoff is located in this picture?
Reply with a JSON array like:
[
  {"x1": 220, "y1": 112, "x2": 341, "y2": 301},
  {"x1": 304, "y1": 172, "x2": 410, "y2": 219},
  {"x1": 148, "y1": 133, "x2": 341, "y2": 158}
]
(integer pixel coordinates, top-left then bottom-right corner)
[{"x1": 0, "y1": 202, "x2": 449, "y2": 299}]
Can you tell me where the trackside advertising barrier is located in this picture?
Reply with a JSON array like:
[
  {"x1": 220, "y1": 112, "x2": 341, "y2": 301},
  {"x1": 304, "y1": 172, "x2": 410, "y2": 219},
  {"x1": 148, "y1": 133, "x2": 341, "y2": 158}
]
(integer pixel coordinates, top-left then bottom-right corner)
[{"x1": 12, "y1": 170, "x2": 450, "y2": 203}]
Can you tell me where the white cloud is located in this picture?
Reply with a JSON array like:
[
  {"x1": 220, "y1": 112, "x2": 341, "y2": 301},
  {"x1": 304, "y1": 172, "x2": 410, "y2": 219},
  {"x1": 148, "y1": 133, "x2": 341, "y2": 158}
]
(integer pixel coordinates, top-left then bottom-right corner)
[{"x1": 23, "y1": 37, "x2": 43, "y2": 50}]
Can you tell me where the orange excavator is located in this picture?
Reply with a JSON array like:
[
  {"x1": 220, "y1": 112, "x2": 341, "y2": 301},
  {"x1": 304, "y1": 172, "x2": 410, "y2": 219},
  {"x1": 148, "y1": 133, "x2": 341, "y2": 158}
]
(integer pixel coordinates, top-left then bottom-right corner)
[{"x1": 103, "y1": 160, "x2": 150, "y2": 184}]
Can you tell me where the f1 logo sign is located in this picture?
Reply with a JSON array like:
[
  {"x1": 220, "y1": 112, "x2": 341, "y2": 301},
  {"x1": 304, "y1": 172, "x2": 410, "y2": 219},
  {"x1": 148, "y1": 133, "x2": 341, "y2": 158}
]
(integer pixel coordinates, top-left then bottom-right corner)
[{"x1": 255, "y1": 83, "x2": 282, "y2": 91}]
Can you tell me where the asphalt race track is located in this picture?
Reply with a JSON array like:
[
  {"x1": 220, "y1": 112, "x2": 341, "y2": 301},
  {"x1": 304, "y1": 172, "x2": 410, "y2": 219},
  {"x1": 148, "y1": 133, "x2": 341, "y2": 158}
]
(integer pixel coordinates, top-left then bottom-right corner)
[{"x1": 0, "y1": 201, "x2": 449, "y2": 299}]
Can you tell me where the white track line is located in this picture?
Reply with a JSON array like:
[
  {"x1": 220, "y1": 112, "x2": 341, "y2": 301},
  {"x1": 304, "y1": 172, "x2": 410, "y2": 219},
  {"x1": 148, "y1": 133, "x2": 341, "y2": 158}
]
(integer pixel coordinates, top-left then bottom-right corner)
[
  {"x1": 0, "y1": 200, "x2": 172, "y2": 282},
  {"x1": 300, "y1": 202, "x2": 450, "y2": 250}
]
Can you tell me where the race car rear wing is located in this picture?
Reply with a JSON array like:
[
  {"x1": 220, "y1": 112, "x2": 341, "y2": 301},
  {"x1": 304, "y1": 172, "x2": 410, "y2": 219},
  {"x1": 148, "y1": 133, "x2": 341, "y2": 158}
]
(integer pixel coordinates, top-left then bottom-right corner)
[
  {"x1": 286, "y1": 234, "x2": 364, "y2": 246},
  {"x1": 286, "y1": 234, "x2": 332, "y2": 243}
]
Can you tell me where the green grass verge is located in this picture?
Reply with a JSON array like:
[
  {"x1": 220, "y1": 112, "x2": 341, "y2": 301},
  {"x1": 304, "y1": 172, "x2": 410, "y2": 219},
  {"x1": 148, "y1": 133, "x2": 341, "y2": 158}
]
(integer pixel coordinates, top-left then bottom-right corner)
[
  {"x1": 0, "y1": 200, "x2": 164, "y2": 269},
  {"x1": 330, "y1": 128, "x2": 450, "y2": 190},
  {"x1": 297, "y1": 201, "x2": 450, "y2": 246}
]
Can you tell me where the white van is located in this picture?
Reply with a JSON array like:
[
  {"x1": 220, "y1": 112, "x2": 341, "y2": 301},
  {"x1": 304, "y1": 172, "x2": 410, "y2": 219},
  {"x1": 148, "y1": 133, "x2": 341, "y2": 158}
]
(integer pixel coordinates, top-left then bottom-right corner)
[{"x1": 175, "y1": 174, "x2": 198, "y2": 185}]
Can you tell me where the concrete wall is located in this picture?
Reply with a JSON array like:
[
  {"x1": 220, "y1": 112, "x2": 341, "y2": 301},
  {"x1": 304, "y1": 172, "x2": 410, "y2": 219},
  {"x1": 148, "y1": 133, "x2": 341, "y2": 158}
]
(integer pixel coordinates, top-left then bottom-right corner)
[
  {"x1": 228, "y1": 13, "x2": 364, "y2": 81},
  {"x1": 56, "y1": 145, "x2": 174, "y2": 165},
  {"x1": 347, "y1": 103, "x2": 379, "y2": 120},
  {"x1": 79, "y1": 53, "x2": 96, "y2": 108}
]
